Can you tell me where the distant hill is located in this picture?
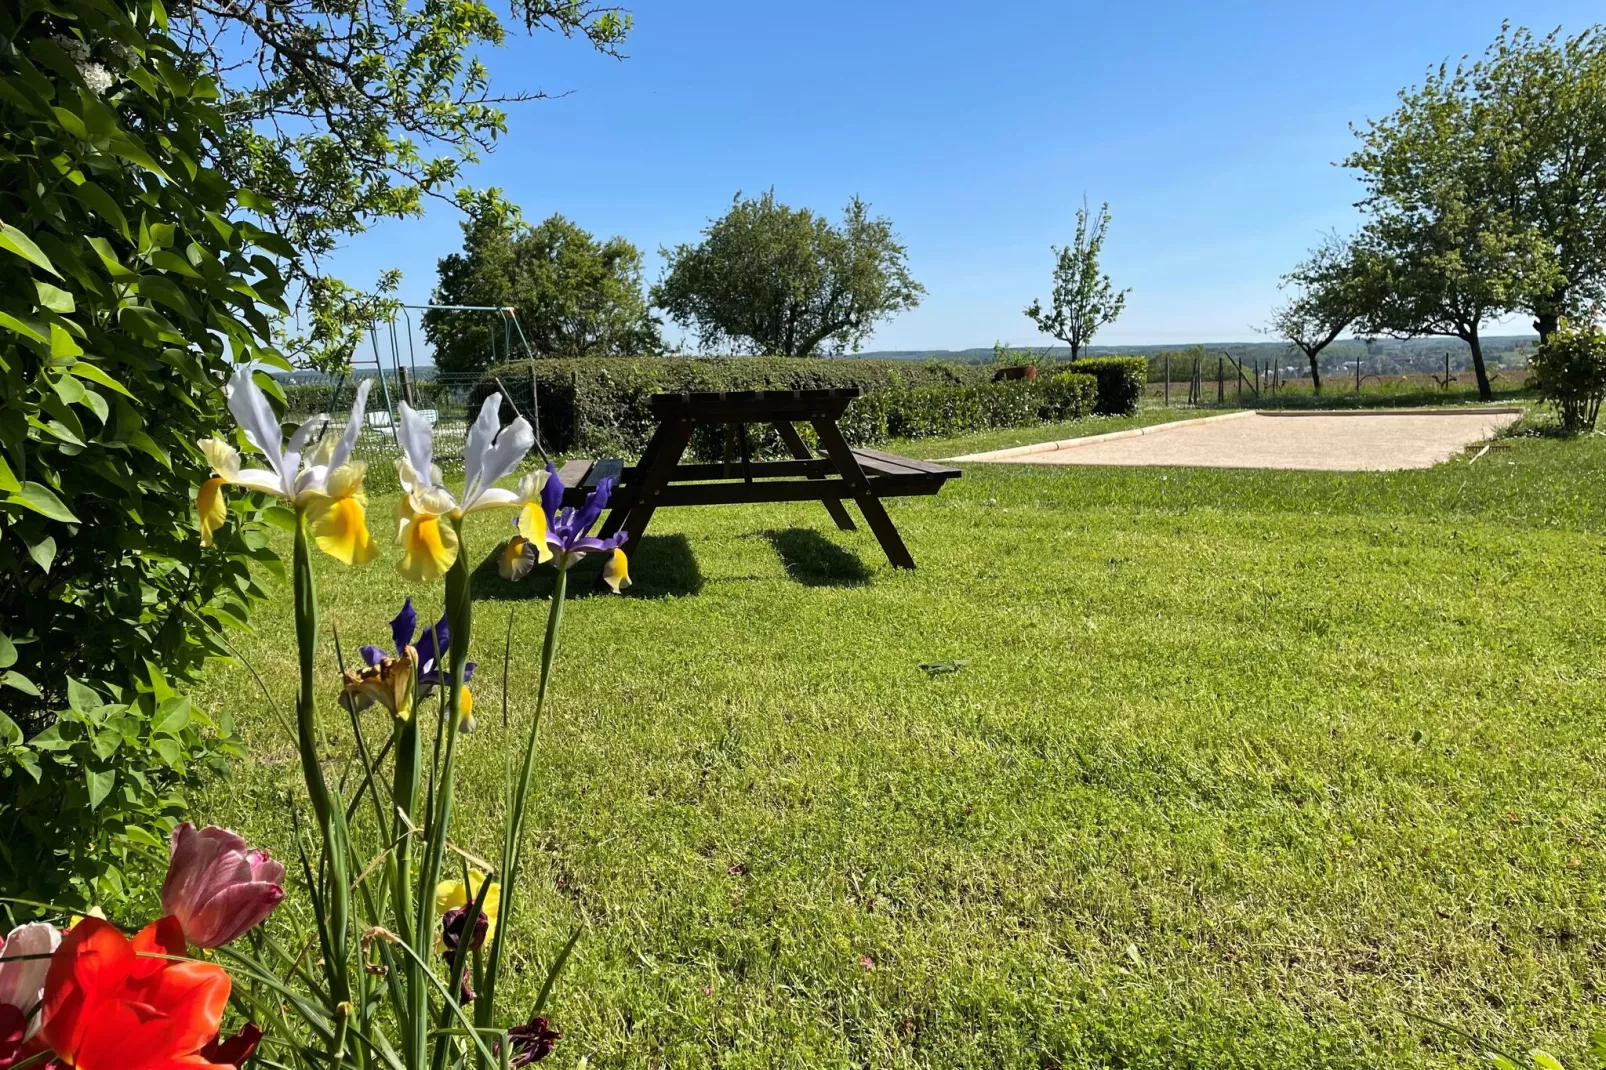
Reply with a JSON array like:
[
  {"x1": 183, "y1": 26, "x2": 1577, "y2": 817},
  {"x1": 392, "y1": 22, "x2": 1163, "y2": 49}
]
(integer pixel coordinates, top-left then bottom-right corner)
[
  {"x1": 852, "y1": 335, "x2": 1537, "y2": 365},
  {"x1": 848, "y1": 335, "x2": 1540, "y2": 375}
]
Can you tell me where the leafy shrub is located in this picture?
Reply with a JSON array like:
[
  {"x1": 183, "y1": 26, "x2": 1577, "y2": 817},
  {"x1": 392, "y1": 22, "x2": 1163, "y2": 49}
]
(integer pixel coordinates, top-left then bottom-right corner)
[
  {"x1": 0, "y1": 1, "x2": 283, "y2": 906},
  {"x1": 1529, "y1": 319, "x2": 1606, "y2": 432},
  {"x1": 1041, "y1": 371, "x2": 1098, "y2": 420},
  {"x1": 1, "y1": 674, "x2": 244, "y2": 907},
  {"x1": 1062, "y1": 356, "x2": 1147, "y2": 414},
  {"x1": 472, "y1": 357, "x2": 988, "y2": 456}
]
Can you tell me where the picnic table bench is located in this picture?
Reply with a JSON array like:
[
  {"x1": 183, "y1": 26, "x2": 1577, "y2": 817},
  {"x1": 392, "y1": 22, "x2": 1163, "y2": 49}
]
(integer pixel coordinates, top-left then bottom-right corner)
[{"x1": 554, "y1": 387, "x2": 960, "y2": 569}]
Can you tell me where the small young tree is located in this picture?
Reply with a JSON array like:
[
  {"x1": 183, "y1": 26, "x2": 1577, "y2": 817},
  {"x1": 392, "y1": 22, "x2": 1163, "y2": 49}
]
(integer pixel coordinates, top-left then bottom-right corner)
[
  {"x1": 1529, "y1": 317, "x2": 1606, "y2": 432},
  {"x1": 1024, "y1": 201, "x2": 1130, "y2": 360},
  {"x1": 1269, "y1": 235, "x2": 1364, "y2": 394}
]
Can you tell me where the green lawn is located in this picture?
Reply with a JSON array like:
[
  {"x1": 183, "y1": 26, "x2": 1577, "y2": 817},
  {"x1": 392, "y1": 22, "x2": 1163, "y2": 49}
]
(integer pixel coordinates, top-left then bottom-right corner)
[{"x1": 195, "y1": 417, "x2": 1606, "y2": 1069}]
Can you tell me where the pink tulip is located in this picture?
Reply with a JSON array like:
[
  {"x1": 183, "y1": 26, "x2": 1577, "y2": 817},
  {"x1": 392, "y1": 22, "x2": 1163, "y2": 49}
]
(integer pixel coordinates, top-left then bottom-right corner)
[
  {"x1": 160, "y1": 823, "x2": 286, "y2": 948},
  {"x1": 0, "y1": 921, "x2": 61, "y2": 1042}
]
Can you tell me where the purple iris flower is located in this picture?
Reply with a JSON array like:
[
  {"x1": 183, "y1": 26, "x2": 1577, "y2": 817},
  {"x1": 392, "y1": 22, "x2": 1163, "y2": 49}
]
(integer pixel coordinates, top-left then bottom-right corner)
[
  {"x1": 539, "y1": 466, "x2": 628, "y2": 562},
  {"x1": 499, "y1": 466, "x2": 632, "y2": 591},
  {"x1": 360, "y1": 597, "x2": 475, "y2": 696}
]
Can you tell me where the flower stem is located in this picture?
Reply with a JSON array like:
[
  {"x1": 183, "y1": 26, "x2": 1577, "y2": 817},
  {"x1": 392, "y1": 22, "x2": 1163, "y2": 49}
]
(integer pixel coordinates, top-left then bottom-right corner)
[
  {"x1": 293, "y1": 513, "x2": 352, "y2": 1037},
  {"x1": 479, "y1": 561, "x2": 568, "y2": 1036},
  {"x1": 419, "y1": 518, "x2": 473, "y2": 1065}
]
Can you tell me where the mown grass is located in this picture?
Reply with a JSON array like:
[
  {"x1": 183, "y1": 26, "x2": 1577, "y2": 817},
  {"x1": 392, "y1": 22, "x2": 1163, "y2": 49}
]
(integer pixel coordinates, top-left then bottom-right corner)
[{"x1": 194, "y1": 416, "x2": 1606, "y2": 1069}]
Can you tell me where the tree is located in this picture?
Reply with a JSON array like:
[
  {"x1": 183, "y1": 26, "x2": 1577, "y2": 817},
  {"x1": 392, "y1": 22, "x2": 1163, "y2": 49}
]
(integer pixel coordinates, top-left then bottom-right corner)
[
  {"x1": 424, "y1": 194, "x2": 659, "y2": 374},
  {"x1": 1024, "y1": 201, "x2": 1130, "y2": 360},
  {"x1": 1353, "y1": 193, "x2": 1558, "y2": 400},
  {"x1": 1269, "y1": 235, "x2": 1365, "y2": 394},
  {"x1": 653, "y1": 191, "x2": 924, "y2": 356},
  {"x1": 1347, "y1": 60, "x2": 1563, "y2": 400},
  {"x1": 168, "y1": 0, "x2": 634, "y2": 367},
  {"x1": 1470, "y1": 24, "x2": 1606, "y2": 342}
]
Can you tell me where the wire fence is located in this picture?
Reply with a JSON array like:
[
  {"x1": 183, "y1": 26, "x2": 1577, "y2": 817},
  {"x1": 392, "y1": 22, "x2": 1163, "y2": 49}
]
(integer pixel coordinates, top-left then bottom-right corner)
[
  {"x1": 1146, "y1": 349, "x2": 1534, "y2": 409},
  {"x1": 279, "y1": 370, "x2": 522, "y2": 473}
]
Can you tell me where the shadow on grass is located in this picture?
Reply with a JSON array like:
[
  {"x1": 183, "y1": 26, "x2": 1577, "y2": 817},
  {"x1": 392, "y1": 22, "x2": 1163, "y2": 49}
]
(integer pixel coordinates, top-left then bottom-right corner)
[
  {"x1": 761, "y1": 528, "x2": 872, "y2": 588},
  {"x1": 471, "y1": 533, "x2": 704, "y2": 602}
]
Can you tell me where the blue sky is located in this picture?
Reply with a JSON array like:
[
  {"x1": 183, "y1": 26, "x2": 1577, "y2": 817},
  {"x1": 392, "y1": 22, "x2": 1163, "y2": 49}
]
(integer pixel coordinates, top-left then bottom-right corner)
[{"x1": 324, "y1": 0, "x2": 1603, "y2": 359}]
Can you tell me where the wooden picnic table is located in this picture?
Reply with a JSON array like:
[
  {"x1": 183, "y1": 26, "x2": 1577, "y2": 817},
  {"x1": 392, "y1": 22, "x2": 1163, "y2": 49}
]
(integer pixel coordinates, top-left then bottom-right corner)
[{"x1": 554, "y1": 387, "x2": 960, "y2": 569}]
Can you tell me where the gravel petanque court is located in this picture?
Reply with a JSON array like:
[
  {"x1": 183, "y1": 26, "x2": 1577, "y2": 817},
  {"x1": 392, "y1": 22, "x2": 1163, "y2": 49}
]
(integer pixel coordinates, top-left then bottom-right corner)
[{"x1": 950, "y1": 408, "x2": 1525, "y2": 471}]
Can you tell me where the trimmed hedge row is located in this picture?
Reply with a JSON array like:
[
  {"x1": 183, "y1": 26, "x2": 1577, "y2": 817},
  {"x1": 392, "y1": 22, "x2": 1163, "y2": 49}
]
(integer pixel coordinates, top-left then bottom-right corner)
[{"x1": 470, "y1": 358, "x2": 1094, "y2": 459}]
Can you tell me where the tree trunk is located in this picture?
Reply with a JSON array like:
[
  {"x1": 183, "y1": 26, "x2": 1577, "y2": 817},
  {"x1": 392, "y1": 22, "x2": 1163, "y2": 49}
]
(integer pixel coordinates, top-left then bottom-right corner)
[
  {"x1": 1466, "y1": 331, "x2": 1492, "y2": 401},
  {"x1": 1306, "y1": 351, "x2": 1322, "y2": 395},
  {"x1": 1533, "y1": 284, "x2": 1568, "y2": 346},
  {"x1": 1533, "y1": 312, "x2": 1559, "y2": 346}
]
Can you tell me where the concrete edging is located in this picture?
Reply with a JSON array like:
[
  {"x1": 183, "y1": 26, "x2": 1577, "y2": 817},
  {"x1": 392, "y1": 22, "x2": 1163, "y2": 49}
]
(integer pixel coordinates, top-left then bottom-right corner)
[
  {"x1": 947, "y1": 410, "x2": 1255, "y2": 463},
  {"x1": 1253, "y1": 406, "x2": 1526, "y2": 418}
]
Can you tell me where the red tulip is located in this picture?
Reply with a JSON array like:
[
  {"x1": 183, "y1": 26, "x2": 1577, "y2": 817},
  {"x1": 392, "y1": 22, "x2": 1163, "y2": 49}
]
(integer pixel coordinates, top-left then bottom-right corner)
[
  {"x1": 40, "y1": 916, "x2": 232, "y2": 1070},
  {"x1": 199, "y1": 1023, "x2": 262, "y2": 1066},
  {"x1": 161, "y1": 824, "x2": 286, "y2": 948}
]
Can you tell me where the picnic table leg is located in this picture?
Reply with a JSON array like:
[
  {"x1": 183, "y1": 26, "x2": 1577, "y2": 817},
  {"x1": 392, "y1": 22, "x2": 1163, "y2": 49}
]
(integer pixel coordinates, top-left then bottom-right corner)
[
  {"x1": 771, "y1": 421, "x2": 856, "y2": 532},
  {"x1": 604, "y1": 416, "x2": 696, "y2": 558},
  {"x1": 808, "y1": 418, "x2": 917, "y2": 570}
]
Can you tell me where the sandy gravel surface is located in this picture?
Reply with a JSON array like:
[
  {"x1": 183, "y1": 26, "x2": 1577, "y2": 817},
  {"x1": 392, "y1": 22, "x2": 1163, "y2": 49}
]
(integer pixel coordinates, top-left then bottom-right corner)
[{"x1": 951, "y1": 409, "x2": 1524, "y2": 471}]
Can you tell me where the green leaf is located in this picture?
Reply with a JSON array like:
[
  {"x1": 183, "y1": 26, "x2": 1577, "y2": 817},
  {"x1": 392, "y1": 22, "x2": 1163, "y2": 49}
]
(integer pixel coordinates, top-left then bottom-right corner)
[
  {"x1": 0, "y1": 455, "x2": 17, "y2": 495},
  {"x1": 85, "y1": 768, "x2": 115, "y2": 810},
  {"x1": 91, "y1": 728, "x2": 123, "y2": 760},
  {"x1": 70, "y1": 361, "x2": 136, "y2": 399},
  {"x1": 49, "y1": 322, "x2": 84, "y2": 359},
  {"x1": 123, "y1": 824, "x2": 163, "y2": 849},
  {"x1": 148, "y1": 249, "x2": 202, "y2": 279},
  {"x1": 67, "y1": 677, "x2": 102, "y2": 712},
  {"x1": 0, "y1": 710, "x2": 21, "y2": 746},
  {"x1": 153, "y1": 696, "x2": 192, "y2": 735},
  {"x1": 26, "y1": 534, "x2": 56, "y2": 573},
  {"x1": 0, "y1": 222, "x2": 62, "y2": 277},
  {"x1": 1532, "y1": 1053, "x2": 1565, "y2": 1070},
  {"x1": 0, "y1": 633, "x2": 15, "y2": 669},
  {"x1": 126, "y1": 430, "x2": 171, "y2": 468},
  {"x1": 6, "y1": 481, "x2": 79, "y2": 523},
  {"x1": 0, "y1": 310, "x2": 49, "y2": 346},
  {"x1": 3, "y1": 671, "x2": 41, "y2": 697},
  {"x1": 71, "y1": 182, "x2": 132, "y2": 241},
  {"x1": 262, "y1": 504, "x2": 298, "y2": 533},
  {"x1": 35, "y1": 281, "x2": 75, "y2": 313},
  {"x1": 87, "y1": 236, "x2": 137, "y2": 280},
  {"x1": 150, "y1": 737, "x2": 184, "y2": 767}
]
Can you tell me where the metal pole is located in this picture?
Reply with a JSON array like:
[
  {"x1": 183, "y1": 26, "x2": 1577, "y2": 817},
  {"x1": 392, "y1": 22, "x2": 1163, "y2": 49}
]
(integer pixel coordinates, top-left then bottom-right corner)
[
  {"x1": 368, "y1": 326, "x2": 397, "y2": 431},
  {"x1": 1164, "y1": 353, "x2": 1170, "y2": 407},
  {"x1": 1217, "y1": 356, "x2": 1224, "y2": 403}
]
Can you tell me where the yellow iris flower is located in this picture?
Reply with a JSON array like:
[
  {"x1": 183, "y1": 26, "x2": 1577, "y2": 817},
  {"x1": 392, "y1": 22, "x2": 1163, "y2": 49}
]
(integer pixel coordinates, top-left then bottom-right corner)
[
  {"x1": 602, "y1": 546, "x2": 632, "y2": 593},
  {"x1": 196, "y1": 369, "x2": 377, "y2": 566},
  {"x1": 436, "y1": 868, "x2": 499, "y2": 920},
  {"x1": 393, "y1": 395, "x2": 534, "y2": 583}
]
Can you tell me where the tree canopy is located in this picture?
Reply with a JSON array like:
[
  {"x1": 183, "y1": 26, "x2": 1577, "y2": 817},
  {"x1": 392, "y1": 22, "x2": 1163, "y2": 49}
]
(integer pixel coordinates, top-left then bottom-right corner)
[
  {"x1": 424, "y1": 193, "x2": 659, "y2": 375},
  {"x1": 1269, "y1": 235, "x2": 1366, "y2": 394},
  {"x1": 169, "y1": 0, "x2": 633, "y2": 367},
  {"x1": 1344, "y1": 37, "x2": 1568, "y2": 399},
  {"x1": 653, "y1": 191, "x2": 924, "y2": 357},
  {"x1": 1024, "y1": 201, "x2": 1129, "y2": 361}
]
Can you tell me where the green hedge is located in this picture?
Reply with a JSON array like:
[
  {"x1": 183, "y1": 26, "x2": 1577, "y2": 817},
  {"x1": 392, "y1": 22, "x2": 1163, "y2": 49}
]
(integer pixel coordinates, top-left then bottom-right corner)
[
  {"x1": 473, "y1": 357, "x2": 987, "y2": 456},
  {"x1": 471, "y1": 358, "x2": 1090, "y2": 458},
  {"x1": 1058, "y1": 356, "x2": 1147, "y2": 415}
]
